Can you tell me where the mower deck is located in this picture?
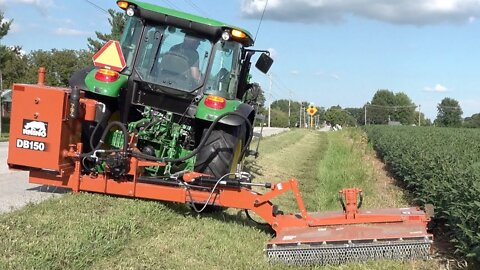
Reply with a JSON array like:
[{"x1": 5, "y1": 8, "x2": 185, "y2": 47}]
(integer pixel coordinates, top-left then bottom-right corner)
[{"x1": 267, "y1": 209, "x2": 433, "y2": 265}]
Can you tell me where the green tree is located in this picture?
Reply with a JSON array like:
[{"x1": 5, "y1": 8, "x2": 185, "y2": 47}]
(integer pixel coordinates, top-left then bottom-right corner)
[
  {"x1": 325, "y1": 105, "x2": 356, "y2": 127},
  {"x1": 1, "y1": 46, "x2": 28, "y2": 89},
  {"x1": 435, "y1": 97, "x2": 463, "y2": 127},
  {"x1": 464, "y1": 113, "x2": 480, "y2": 128},
  {"x1": 271, "y1": 100, "x2": 325, "y2": 128},
  {"x1": 0, "y1": 10, "x2": 13, "y2": 79},
  {"x1": 414, "y1": 111, "x2": 432, "y2": 126},
  {"x1": 87, "y1": 9, "x2": 126, "y2": 52},
  {"x1": 345, "y1": 107, "x2": 364, "y2": 125},
  {"x1": 270, "y1": 108, "x2": 289, "y2": 127},
  {"x1": 393, "y1": 92, "x2": 416, "y2": 124},
  {"x1": 369, "y1": 90, "x2": 396, "y2": 124},
  {"x1": 368, "y1": 90, "x2": 416, "y2": 125},
  {"x1": 25, "y1": 49, "x2": 94, "y2": 87}
]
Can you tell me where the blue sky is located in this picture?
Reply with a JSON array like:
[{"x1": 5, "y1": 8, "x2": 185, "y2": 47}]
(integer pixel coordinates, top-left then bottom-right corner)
[{"x1": 1, "y1": 0, "x2": 479, "y2": 120}]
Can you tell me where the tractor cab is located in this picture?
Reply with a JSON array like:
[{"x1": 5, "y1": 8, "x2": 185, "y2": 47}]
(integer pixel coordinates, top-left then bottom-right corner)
[{"x1": 82, "y1": 0, "x2": 272, "y2": 120}]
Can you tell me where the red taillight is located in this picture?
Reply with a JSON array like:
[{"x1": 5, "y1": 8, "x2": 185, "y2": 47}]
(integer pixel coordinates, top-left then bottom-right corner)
[
  {"x1": 204, "y1": 95, "x2": 226, "y2": 109},
  {"x1": 94, "y1": 69, "x2": 119, "y2": 82}
]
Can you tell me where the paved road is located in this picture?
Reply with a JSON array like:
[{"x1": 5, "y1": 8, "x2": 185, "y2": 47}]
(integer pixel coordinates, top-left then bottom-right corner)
[
  {"x1": 253, "y1": 127, "x2": 289, "y2": 137},
  {"x1": 0, "y1": 127, "x2": 289, "y2": 214},
  {"x1": 0, "y1": 142, "x2": 67, "y2": 214}
]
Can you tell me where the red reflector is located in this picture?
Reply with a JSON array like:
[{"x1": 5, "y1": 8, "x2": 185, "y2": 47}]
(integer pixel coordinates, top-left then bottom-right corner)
[
  {"x1": 94, "y1": 69, "x2": 119, "y2": 82},
  {"x1": 204, "y1": 95, "x2": 226, "y2": 109}
]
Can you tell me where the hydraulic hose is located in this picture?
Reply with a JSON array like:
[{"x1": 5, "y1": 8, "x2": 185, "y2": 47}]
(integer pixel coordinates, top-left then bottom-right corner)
[
  {"x1": 130, "y1": 111, "x2": 253, "y2": 163},
  {"x1": 89, "y1": 108, "x2": 111, "y2": 152},
  {"x1": 79, "y1": 121, "x2": 128, "y2": 158}
]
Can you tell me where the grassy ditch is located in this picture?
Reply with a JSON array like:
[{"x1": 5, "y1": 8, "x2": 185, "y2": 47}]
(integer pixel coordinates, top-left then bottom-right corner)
[{"x1": 0, "y1": 129, "x2": 437, "y2": 269}]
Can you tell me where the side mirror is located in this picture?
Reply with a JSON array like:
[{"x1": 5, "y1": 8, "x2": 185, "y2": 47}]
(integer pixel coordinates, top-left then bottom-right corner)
[{"x1": 255, "y1": 53, "x2": 273, "y2": 74}]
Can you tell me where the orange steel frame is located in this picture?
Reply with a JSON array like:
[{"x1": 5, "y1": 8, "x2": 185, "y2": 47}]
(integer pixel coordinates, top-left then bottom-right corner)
[{"x1": 28, "y1": 143, "x2": 430, "y2": 235}]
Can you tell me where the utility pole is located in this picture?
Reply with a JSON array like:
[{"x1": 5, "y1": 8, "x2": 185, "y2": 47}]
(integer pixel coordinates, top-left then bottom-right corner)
[
  {"x1": 288, "y1": 90, "x2": 291, "y2": 127},
  {"x1": 304, "y1": 108, "x2": 307, "y2": 128},
  {"x1": 364, "y1": 105, "x2": 367, "y2": 126},
  {"x1": 418, "y1": 105, "x2": 421, "y2": 126},
  {"x1": 299, "y1": 105, "x2": 302, "y2": 128},
  {"x1": 0, "y1": 70, "x2": 3, "y2": 136},
  {"x1": 268, "y1": 74, "x2": 272, "y2": 127}
]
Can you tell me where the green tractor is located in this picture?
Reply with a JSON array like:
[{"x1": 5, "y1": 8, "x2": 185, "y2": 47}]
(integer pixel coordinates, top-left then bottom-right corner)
[{"x1": 69, "y1": 0, "x2": 273, "y2": 181}]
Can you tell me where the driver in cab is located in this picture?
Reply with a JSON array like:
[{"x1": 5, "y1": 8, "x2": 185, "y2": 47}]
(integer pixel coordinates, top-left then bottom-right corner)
[{"x1": 169, "y1": 36, "x2": 202, "y2": 83}]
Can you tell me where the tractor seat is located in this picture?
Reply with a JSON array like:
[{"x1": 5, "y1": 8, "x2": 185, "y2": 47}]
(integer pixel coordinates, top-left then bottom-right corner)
[{"x1": 157, "y1": 52, "x2": 190, "y2": 78}]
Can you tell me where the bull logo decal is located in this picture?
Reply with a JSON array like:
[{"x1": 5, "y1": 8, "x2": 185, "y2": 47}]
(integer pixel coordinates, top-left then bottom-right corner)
[{"x1": 22, "y1": 120, "x2": 48, "y2": 138}]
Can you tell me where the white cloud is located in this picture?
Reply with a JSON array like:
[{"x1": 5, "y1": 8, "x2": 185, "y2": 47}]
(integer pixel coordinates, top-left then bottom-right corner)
[
  {"x1": 290, "y1": 70, "x2": 300, "y2": 75},
  {"x1": 315, "y1": 71, "x2": 340, "y2": 80},
  {"x1": 267, "y1": 47, "x2": 277, "y2": 59},
  {"x1": 1, "y1": 17, "x2": 19, "y2": 33},
  {"x1": 53, "y1": 27, "x2": 90, "y2": 36},
  {"x1": 241, "y1": 0, "x2": 480, "y2": 25},
  {"x1": 9, "y1": 22, "x2": 20, "y2": 33},
  {"x1": 8, "y1": 0, "x2": 54, "y2": 15},
  {"x1": 424, "y1": 83, "x2": 449, "y2": 92},
  {"x1": 330, "y1": 73, "x2": 340, "y2": 80}
]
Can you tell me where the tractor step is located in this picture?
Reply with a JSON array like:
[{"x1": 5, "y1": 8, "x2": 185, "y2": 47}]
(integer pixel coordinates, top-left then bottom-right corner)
[{"x1": 246, "y1": 149, "x2": 259, "y2": 157}]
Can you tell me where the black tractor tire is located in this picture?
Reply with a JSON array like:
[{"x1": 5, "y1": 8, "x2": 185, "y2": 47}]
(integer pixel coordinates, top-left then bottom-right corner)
[
  {"x1": 194, "y1": 124, "x2": 246, "y2": 178},
  {"x1": 192, "y1": 124, "x2": 246, "y2": 212}
]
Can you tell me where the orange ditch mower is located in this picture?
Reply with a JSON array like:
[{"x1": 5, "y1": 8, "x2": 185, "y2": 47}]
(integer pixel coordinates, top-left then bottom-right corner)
[
  {"x1": 8, "y1": 71, "x2": 432, "y2": 265},
  {"x1": 7, "y1": 0, "x2": 433, "y2": 266}
]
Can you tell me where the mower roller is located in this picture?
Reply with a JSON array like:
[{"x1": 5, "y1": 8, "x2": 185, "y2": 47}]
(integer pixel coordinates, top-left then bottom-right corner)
[{"x1": 7, "y1": 0, "x2": 433, "y2": 266}]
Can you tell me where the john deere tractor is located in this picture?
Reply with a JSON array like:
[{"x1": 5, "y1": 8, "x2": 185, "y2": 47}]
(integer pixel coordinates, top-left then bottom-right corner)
[{"x1": 69, "y1": 0, "x2": 273, "y2": 179}]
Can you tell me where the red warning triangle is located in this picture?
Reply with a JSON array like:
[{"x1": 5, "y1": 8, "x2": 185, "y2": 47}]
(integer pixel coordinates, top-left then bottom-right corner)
[{"x1": 92, "y1": 40, "x2": 126, "y2": 72}]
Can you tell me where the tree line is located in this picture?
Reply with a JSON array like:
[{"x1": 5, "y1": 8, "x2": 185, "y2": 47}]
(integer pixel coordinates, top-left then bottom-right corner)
[
  {"x1": 0, "y1": 9, "x2": 125, "y2": 89},
  {"x1": 268, "y1": 89, "x2": 476, "y2": 128}
]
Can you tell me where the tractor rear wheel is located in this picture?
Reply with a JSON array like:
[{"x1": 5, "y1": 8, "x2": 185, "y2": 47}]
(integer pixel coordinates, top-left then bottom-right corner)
[
  {"x1": 193, "y1": 124, "x2": 246, "y2": 212},
  {"x1": 194, "y1": 124, "x2": 246, "y2": 178}
]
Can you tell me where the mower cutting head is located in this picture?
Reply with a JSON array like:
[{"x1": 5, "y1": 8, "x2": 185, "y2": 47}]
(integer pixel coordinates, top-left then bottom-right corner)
[
  {"x1": 266, "y1": 210, "x2": 433, "y2": 265},
  {"x1": 265, "y1": 187, "x2": 433, "y2": 265}
]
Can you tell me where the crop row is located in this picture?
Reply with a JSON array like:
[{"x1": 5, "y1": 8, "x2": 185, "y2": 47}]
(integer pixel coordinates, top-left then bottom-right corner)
[{"x1": 364, "y1": 126, "x2": 480, "y2": 261}]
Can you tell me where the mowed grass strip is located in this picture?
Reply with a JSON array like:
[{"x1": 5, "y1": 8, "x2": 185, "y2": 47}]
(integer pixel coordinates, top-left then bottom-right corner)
[{"x1": 0, "y1": 129, "x2": 438, "y2": 269}]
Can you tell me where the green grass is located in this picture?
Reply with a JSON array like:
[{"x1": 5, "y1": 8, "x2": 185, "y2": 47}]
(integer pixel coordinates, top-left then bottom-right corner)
[
  {"x1": 0, "y1": 129, "x2": 439, "y2": 269},
  {"x1": 0, "y1": 133, "x2": 8, "y2": 142}
]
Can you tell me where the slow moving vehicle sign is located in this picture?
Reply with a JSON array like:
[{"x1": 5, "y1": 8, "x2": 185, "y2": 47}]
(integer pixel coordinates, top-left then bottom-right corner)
[{"x1": 92, "y1": 40, "x2": 126, "y2": 72}]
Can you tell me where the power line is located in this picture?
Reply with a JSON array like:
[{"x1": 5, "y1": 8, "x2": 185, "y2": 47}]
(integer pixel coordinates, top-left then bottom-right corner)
[
  {"x1": 365, "y1": 104, "x2": 417, "y2": 109},
  {"x1": 269, "y1": 73, "x2": 302, "y2": 100},
  {"x1": 161, "y1": 0, "x2": 181, "y2": 10},
  {"x1": 254, "y1": 0, "x2": 269, "y2": 42},
  {"x1": 437, "y1": 105, "x2": 462, "y2": 109},
  {"x1": 83, "y1": 0, "x2": 109, "y2": 14},
  {"x1": 183, "y1": 0, "x2": 210, "y2": 17}
]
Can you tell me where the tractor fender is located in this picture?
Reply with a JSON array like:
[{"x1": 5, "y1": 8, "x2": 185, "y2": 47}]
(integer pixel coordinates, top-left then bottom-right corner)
[
  {"x1": 219, "y1": 103, "x2": 255, "y2": 127},
  {"x1": 69, "y1": 66, "x2": 95, "y2": 91}
]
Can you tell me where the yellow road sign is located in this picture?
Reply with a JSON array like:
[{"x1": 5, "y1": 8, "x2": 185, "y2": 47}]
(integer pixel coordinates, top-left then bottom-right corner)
[{"x1": 307, "y1": 105, "x2": 317, "y2": 116}]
